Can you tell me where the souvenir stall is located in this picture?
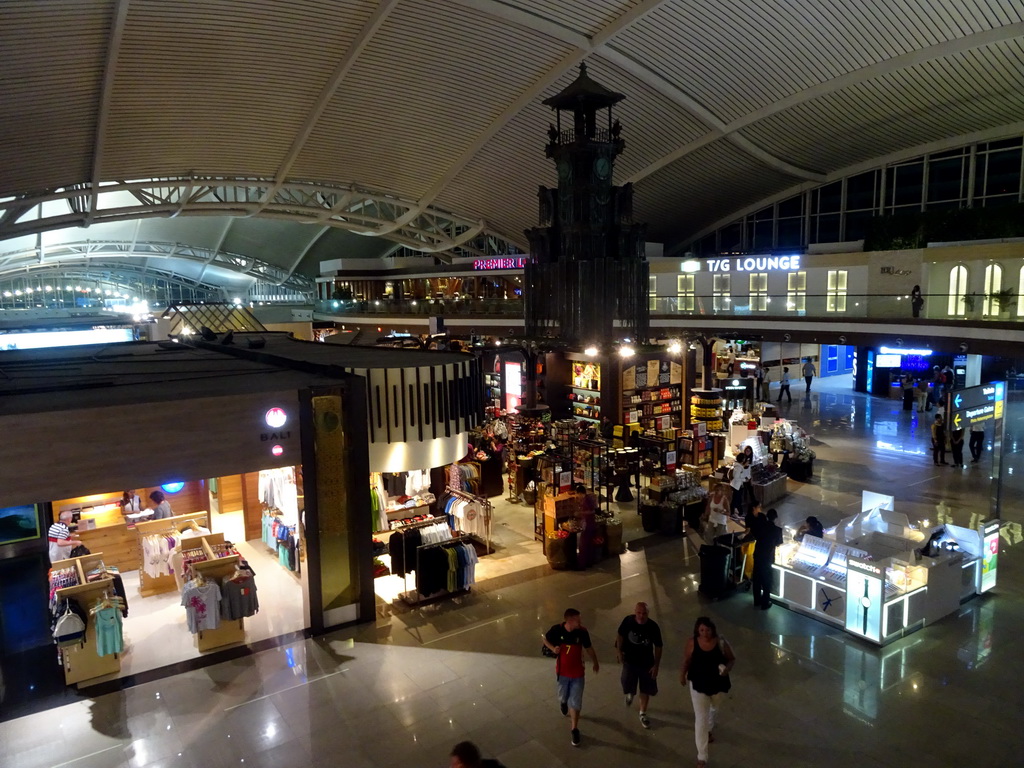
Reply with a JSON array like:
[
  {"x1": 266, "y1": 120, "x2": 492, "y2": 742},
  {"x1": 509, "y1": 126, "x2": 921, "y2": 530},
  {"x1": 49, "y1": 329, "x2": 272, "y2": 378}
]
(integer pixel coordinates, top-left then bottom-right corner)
[
  {"x1": 506, "y1": 406, "x2": 550, "y2": 504},
  {"x1": 768, "y1": 419, "x2": 816, "y2": 481},
  {"x1": 772, "y1": 492, "x2": 1000, "y2": 645},
  {"x1": 620, "y1": 354, "x2": 684, "y2": 434},
  {"x1": 639, "y1": 465, "x2": 708, "y2": 535}
]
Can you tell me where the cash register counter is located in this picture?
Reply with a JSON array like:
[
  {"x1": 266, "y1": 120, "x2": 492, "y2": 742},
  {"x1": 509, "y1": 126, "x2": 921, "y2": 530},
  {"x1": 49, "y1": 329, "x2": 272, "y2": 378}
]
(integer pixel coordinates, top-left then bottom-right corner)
[{"x1": 771, "y1": 518, "x2": 999, "y2": 646}]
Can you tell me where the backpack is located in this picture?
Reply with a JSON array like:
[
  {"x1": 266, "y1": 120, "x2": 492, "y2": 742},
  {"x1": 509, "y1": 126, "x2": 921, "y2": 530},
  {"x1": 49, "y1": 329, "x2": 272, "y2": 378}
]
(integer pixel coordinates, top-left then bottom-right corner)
[{"x1": 53, "y1": 607, "x2": 86, "y2": 648}]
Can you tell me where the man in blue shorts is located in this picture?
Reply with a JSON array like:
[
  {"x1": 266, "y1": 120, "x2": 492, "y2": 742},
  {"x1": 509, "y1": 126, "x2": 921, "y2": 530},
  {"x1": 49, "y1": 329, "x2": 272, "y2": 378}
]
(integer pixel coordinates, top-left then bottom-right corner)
[
  {"x1": 543, "y1": 608, "x2": 599, "y2": 747},
  {"x1": 615, "y1": 601, "x2": 663, "y2": 729}
]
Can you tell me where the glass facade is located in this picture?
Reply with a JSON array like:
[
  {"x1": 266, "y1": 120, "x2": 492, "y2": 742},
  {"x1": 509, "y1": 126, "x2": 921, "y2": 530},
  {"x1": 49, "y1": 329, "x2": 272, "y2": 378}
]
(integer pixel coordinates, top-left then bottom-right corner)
[{"x1": 690, "y1": 136, "x2": 1024, "y2": 255}]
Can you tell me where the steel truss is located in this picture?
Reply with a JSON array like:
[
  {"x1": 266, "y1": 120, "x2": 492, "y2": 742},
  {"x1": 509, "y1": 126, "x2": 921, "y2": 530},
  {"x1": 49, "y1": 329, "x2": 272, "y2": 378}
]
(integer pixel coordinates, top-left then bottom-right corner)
[
  {"x1": 0, "y1": 177, "x2": 523, "y2": 259},
  {"x1": 0, "y1": 239, "x2": 316, "y2": 297},
  {"x1": 0, "y1": 262, "x2": 226, "y2": 305}
]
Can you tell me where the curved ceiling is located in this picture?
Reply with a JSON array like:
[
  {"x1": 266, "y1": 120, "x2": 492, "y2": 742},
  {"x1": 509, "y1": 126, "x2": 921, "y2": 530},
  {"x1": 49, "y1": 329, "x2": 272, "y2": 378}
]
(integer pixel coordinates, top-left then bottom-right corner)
[{"x1": 2, "y1": 0, "x2": 1023, "y2": 287}]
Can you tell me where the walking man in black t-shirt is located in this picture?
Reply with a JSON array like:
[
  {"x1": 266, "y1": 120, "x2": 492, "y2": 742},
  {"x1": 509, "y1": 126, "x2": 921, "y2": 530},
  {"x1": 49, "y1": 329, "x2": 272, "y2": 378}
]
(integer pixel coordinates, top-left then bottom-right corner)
[{"x1": 615, "y1": 602, "x2": 663, "y2": 729}]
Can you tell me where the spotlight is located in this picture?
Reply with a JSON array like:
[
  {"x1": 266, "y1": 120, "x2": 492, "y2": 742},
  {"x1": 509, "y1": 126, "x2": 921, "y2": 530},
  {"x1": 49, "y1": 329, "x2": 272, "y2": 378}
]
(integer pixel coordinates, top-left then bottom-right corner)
[
  {"x1": 584, "y1": 346, "x2": 598, "y2": 357},
  {"x1": 838, "y1": 336, "x2": 846, "y2": 344},
  {"x1": 619, "y1": 346, "x2": 635, "y2": 358},
  {"x1": 668, "y1": 340, "x2": 682, "y2": 354},
  {"x1": 959, "y1": 342, "x2": 968, "y2": 353}
]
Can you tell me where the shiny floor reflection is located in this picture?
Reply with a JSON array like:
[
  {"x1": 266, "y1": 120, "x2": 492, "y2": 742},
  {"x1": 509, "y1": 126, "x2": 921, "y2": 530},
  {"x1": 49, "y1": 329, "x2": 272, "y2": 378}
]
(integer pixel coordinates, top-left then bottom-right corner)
[{"x1": 1, "y1": 376, "x2": 1021, "y2": 768}]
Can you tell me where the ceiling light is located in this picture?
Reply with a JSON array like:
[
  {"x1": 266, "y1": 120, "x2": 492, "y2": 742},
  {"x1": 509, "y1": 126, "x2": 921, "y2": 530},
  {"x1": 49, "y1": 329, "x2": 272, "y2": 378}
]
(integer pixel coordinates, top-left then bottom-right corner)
[
  {"x1": 668, "y1": 341, "x2": 682, "y2": 354},
  {"x1": 619, "y1": 346, "x2": 634, "y2": 358},
  {"x1": 584, "y1": 346, "x2": 598, "y2": 357}
]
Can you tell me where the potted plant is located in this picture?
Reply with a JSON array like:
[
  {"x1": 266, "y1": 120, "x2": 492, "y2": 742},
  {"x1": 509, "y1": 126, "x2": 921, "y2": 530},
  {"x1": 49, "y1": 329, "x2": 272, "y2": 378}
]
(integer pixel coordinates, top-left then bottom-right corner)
[
  {"x1": 987, "y1": 287, "x2": 1016, "y2": 317},
  {"x1": 961, "y1": 292, "x2": 977, "y2": 313}
]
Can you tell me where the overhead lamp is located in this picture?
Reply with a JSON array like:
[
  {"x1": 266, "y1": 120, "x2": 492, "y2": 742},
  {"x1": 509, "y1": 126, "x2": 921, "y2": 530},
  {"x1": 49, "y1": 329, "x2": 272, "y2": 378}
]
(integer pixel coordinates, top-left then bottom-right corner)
[
  {"x1": 584, "y1": 345, "x2": 599, "y2": 357},
  {"x1": 668, "y1": 340, "x2": 682, "y2": 354},
  {"x1": 495, "y1": 340, "x2": 502, "y2": 346},
  {"x1": 680, "y1": 259, "x2": 701, "y2": 273},
  {"x1": 619, "y1": 346, "x2": 635, "y2": 358}
]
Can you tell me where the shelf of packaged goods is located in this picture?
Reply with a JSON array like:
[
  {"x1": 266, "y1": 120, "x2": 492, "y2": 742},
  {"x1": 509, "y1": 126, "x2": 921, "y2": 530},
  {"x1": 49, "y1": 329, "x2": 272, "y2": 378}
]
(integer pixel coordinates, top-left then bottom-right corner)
[
  {"x1": 571, "y1": 385, "x2": 601, "y2": 393},
  {"x1": 624, "y1": 397, "x2": 682, "y2": 407},
  {"x1": 575, "y1": 416, "x2": 600, "y2": 423}
]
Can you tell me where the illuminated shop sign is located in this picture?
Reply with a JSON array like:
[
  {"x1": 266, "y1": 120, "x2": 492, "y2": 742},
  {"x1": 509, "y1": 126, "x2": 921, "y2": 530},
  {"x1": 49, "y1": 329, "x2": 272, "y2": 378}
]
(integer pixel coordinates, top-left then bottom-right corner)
[
  {"x1": 473, "y1": 257, "x2": 528, "y2": 270},
  {"x1": 980, "y1": 520, "x2": 999, "y2": 593},
  {"x1": 706, "y1": 255, "x2": 801, "y2": 272},
  {"x1": 879, "y1": 346, "x2": 931, "y2": 356}
]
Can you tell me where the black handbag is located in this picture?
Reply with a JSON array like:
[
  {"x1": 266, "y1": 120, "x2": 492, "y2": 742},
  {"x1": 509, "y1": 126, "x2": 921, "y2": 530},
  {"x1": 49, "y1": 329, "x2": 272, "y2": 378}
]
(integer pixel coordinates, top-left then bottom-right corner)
[{"x1": 69, "y1": 544, "x2": 91, "y2": 558}]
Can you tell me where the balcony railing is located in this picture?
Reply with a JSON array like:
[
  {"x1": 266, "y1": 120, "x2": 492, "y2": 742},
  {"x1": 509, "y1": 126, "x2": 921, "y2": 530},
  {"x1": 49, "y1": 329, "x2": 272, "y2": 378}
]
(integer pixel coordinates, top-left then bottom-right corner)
[
  {"x1": 648, "y1": 292, "x2": 1022, "y2": 322},
  {"x1": 316, "y1": 298, "x2": 524, "y2": 317},
  {"x1": 316, "y1": 293, "x2": 1022, "y2": 323}
]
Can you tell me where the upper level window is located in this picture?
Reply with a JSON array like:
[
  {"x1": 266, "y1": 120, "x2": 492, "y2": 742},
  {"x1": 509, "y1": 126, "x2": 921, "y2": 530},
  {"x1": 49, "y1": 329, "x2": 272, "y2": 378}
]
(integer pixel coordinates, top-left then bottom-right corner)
[
  {"x1": 982, "y1": 263, "x2": 1003, "y2": 317},
  {"x1": 649, "y1": 275, "x2": 658, "y2": 311},
  {"x1": 826, "y1": 270, "x2": 847, "y2": 312},
  {"x1": 948, "y1": 265, "x2": 968, "y2": 316},
  {"x1": 1019, "y1": 266, "x2": 1024, "y2": 317},
  {"x1": 787, "y1": 271, "x2": 806, "y2": 312},
  {"x1": 713, "y1": 274, "x2": 731, "y2": 312},
  {"x1": 677, "y1": 274, "x2": 695, "y2": 312},
  {"x1": 749, "y1": 273, "x2": 768, "y2": 311}
]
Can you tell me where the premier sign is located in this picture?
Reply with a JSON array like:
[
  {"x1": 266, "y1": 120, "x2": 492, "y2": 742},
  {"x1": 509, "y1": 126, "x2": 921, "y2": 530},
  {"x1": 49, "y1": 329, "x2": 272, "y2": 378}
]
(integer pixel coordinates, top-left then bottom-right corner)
[{"x1": 473, "y1": 257, "x2": 528, "y2": 270}]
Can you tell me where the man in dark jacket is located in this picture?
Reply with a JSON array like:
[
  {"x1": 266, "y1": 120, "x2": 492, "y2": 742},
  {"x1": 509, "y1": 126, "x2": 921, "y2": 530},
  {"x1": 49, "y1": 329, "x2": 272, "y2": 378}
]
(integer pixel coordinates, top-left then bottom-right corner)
[
  {"x1": 450, "y1": 740, "x2": 506, "y2": 768},
  {"x1": 751, "y1": 509, "x2": 783, "y2": 609}
]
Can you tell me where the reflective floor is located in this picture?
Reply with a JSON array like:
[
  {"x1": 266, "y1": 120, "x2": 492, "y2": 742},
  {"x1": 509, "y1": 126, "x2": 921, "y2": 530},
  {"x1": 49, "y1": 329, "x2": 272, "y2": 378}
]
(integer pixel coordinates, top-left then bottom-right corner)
[{"x1": 2, "y1": 374, "x2": 1021, "y2": 768}]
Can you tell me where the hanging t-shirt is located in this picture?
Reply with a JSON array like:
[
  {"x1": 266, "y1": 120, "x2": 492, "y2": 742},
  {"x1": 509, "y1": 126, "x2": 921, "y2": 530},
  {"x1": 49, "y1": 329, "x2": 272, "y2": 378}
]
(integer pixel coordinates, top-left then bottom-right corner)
[
  {"x1": 94, "y1": 605, "x2": 124, "y2": 657},
  {"x1": 181, "y1": 580, "x2": 222, "y2": 633},
  {"x1": 221, "y1": 575, "x2": 259, "y2": 620},
  {"x1": 544, "y1": 623, "x2": 592, "y2": 679}
]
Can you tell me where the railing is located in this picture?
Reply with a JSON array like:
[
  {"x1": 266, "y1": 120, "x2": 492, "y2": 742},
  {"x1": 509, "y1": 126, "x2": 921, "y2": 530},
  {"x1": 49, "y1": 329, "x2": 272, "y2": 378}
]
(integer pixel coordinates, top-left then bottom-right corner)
[
  {"x1": 315, "y1": 293, "x2": 1022, "y2": 323},
  {"x1": 315, "y1": 298, "x2": 524, "y2": 317},
  {"x1": 647, "y1": 292, "x2": 1022, "y2": 322}
]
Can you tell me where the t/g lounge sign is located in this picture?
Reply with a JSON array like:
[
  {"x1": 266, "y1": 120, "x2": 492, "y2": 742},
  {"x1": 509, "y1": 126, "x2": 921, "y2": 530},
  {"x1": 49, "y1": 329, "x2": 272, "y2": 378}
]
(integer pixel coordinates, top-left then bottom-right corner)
[{"x1": 705, "y1": 255, "x2": 801, "y2": 272}]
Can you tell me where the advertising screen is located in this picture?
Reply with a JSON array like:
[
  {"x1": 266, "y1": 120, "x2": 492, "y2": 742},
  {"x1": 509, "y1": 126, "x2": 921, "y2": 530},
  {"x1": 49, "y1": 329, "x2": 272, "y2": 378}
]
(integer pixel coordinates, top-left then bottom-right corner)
[{"x1": 874, "y1": 354, "x2": 902, "y2": 368}]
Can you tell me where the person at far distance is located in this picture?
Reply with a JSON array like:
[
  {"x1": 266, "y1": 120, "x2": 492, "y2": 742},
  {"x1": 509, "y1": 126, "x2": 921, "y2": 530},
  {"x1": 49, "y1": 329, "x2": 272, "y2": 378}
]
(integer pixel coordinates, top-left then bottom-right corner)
[
  {"x1": 615, "y1": 601, "x2": 663, "y2": 729},
  {"x1": 543, "y1": 608, "x2": 599, "y2": 747},
  {"x1": 801, "y1": 358, "x2": 816, "y2": 393}
]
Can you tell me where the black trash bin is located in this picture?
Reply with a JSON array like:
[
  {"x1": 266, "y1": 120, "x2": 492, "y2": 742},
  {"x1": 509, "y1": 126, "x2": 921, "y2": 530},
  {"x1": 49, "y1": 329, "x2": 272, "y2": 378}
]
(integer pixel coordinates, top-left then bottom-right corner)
[
  {"x1": 698, "y1": 544, "x2": 732, "y2": 599},
  {"x1": 640, "y1": 505, "x2": 660, "y2": 533}
]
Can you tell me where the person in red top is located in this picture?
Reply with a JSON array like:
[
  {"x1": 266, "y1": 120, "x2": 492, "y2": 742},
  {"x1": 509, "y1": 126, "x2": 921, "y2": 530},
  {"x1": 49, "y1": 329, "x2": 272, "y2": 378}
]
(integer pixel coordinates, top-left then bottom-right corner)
[{"x1": 542, "y1": 608, "x2": 599, "y2": 747}]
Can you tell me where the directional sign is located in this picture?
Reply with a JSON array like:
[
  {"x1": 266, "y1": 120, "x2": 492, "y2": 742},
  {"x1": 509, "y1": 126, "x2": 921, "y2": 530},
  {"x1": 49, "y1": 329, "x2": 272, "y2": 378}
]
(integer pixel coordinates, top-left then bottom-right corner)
[{"x1": 947, "y1": 381, "x2": 1005, "y2": 430}]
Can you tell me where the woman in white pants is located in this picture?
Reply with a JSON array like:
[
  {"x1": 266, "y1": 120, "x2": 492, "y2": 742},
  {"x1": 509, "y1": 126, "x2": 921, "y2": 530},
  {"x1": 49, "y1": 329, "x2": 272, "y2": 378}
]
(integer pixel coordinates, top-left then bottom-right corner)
[{"x1": 681, "y1": 617, "x2": 735, "y2": 767}]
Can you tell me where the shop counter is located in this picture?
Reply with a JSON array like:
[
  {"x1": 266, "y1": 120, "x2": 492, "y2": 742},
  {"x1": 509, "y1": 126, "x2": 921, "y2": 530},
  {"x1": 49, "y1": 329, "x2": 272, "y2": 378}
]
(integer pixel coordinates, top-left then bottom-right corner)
[{"x1": 75, "y1": 504, "x2": 139, "y2": 572}]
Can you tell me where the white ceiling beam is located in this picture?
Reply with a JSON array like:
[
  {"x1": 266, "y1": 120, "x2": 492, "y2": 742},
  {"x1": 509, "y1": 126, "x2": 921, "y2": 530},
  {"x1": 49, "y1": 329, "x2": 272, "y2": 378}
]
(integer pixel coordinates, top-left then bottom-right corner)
[
  {"x1": 86, "y1": 0, "x2": 131, "y2": 225},
  {"x1": 261, "y1": 0, "x2": 402, "y2": 205},
  {"x1": 281, "y1": 225, "x2": 332, "y2": 283},
  {"x1": 197, "y1": 217, "x2": 235, "y2": 284},
  {"x1": 626, "y1": 22, "x2": 1024, "y2": 187},
  {"x1": 601, "y1": 48, "x2": 825, "y2": 181},
  {"x1": 416, "y1": 0, "x2": 673, "y2": 212}
]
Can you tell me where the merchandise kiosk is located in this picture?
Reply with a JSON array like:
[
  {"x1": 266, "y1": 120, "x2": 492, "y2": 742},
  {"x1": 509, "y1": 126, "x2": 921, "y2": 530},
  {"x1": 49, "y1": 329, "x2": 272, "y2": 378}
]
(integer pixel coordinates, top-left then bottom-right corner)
[{"x1": 772, "y1": 492, "x2": 999, "y2": 645}]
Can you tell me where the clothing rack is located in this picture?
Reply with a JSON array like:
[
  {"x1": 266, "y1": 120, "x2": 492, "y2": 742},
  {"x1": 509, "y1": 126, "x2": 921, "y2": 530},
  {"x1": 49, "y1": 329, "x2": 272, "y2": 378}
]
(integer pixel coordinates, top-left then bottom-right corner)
[
  {"x1": 51, "y1": 552, "x2": 120, "y2": 686},
  {"x1": 181, "y1": 532, "x2": 245, "y2": 652},
  {"x1": 135, "y1": 512, "x2": 210, "y2": 597},
  {"x1": 444, "y1": 487, "x2": 493, "y2": 555},
  {"x1": 400, "y1": 534, "x2": 472, "y2": 606},
  {"x1": 389, "y1": 516, "x2": 450, "y2": 596}
]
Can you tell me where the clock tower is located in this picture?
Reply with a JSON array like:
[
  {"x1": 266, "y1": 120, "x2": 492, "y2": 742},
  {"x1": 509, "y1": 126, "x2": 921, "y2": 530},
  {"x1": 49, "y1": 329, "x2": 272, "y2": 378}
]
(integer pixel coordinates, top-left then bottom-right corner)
[{"x1": 524, "y1": 63, "x2": 648, "y2": 345}]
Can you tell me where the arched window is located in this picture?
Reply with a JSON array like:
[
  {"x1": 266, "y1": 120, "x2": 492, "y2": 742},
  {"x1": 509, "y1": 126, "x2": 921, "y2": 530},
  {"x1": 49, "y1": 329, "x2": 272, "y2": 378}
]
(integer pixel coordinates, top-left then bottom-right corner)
[
  {"x1": 982, "y1": 263, "x2": 1003, "y2": 317},
  {"x1": 948, "y1": 265, "x2": 968, "y2": 316},
  {"x1": 1018, "y1": 265, "x2": 1024, "y2": 317}
]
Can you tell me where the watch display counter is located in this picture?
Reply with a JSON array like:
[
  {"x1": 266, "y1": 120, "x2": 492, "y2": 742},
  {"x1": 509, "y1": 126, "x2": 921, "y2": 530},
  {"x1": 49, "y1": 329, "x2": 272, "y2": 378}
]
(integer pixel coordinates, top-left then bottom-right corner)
[{"x1": 772, "y1": 495, "x2": 1001, "y2": 645}]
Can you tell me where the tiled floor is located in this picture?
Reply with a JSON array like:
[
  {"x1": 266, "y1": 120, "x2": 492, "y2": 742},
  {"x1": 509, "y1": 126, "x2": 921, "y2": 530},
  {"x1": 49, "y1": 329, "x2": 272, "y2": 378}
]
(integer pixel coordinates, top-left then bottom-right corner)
[{"x1": 2, "y1": 374, "x2": 1021, "y2": 768}]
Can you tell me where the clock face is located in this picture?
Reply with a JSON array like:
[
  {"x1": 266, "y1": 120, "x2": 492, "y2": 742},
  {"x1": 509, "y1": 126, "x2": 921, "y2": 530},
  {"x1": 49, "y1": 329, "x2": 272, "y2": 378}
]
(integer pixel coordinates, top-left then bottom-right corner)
[
  {"x1": 594, "y1": 156, "x2": 611, "y2": 180},
  {"x1": 557, "y1": 160, "x2": 571, "y2": 182}
]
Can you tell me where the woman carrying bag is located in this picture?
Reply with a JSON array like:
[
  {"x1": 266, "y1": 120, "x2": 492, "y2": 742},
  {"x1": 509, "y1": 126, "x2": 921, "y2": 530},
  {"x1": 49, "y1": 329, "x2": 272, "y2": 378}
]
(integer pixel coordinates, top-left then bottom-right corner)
[{"x1": 681, "y1": 616, "x2": 735, "y2": 768}]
